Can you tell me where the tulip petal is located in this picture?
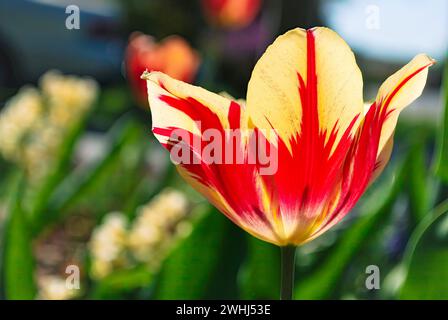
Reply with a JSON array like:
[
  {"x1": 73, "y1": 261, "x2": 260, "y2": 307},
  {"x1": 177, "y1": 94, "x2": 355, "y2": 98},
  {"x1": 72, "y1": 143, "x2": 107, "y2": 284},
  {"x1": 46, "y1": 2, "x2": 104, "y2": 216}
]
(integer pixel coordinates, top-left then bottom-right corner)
[
  {"x1": 143, "y1": 71, "x2": 284, "y2": 245},
  {"x1": 246, "y1": 28, "x2": 364, "y2": 243},
  {"x1": 308, "y1": 54, "x2": 434, "y2": 240},
  {"x1": 143, "y1": 71, "x2": 234, "y2": 140},
  {"x1": 246, "y1": 27, "x2": 363, "y2": 149},
  {"x1": 374, "y1": 54, "x2": 435, "y2": 160}
]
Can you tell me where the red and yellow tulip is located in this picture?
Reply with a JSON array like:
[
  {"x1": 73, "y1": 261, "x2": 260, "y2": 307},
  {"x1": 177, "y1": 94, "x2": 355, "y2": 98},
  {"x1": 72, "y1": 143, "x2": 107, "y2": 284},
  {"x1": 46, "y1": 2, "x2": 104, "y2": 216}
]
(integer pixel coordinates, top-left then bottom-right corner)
[
  {"x1": 142, "y1": 27, "x2": 433, "y2": 246},
  {"x1": 125, "y1": 33, "x2": 200, "y2": 106},
  {"x1": 201, "y1": 0, "x2": 262, "y2": 29}
]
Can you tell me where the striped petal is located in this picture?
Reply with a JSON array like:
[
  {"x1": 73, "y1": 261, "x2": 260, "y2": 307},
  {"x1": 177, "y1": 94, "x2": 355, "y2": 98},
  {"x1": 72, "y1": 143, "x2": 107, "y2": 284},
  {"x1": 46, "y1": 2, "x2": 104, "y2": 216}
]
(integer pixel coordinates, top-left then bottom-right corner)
[
  {"x1": 374, "y1": 54, "x2": 435, "y2": 162},
  {"x1": 143, "y1": 71, "x2": 283, "y2": 244},
  {"x1": 307, "y1": 54, "x2": 435, "y2": 240},
  {"x1": 246, "y1": 27, "x2": 364, "y2": 149},
  {"x1": 246, "y1": 28, "x2": 364, "y2": 243},
  {"x1": 143, "y1": 71, "x2": 232, "y2": 141}
]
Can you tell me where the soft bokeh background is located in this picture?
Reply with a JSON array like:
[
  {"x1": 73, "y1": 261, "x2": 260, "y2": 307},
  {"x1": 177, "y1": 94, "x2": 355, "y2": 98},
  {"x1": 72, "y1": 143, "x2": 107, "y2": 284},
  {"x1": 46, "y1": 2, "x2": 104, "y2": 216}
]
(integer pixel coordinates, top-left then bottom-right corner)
[{"x1": 0, "y1": 0, "x2": 447, "y2": 300}]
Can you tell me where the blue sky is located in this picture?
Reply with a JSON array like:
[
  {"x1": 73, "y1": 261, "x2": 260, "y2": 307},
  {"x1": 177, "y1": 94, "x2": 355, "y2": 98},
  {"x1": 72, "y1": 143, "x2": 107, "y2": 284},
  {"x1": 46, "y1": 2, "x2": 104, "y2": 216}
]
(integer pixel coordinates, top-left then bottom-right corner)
[{"x1": 322, "y1": 0, "x2": 448, "y2": 62}]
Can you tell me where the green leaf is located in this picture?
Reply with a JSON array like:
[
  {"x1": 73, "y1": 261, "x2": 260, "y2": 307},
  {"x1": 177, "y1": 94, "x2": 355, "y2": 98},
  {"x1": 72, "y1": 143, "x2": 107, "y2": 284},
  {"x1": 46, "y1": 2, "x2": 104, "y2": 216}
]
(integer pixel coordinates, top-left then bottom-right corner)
[
  {"x1": 48, "y1": 116, "x2": 143, "y2": 214},
  {"x1": 407, "y1": 142, "x2": 433, "y2": 224},
  {"x1": 154, "y1": 205, "x2": 231, "y2": 299},
  {"x1": 434, "y1": 58, "x2": 448, "y2": 182},
  {"x1": 399, "y1": 199, "x2": 448, "y2": 299},
  {"x1": 122, "y1": 157, "x2": 176, "y2": 219},
  {"x1": 294, "y1": 162, "x2": 406, "y2": 299},
  {"x1": 90, "y1": 265, "x2": 154, "y2": 299},
  {"x1": 2, "y1": 174, "x2": 36, "y2": 299},
  {"x1": 28, "y1": 111, "x2": 90, "y2": 227},
  {"x1": 238, "y1": 236, "x2": 280, "y2": 299}
]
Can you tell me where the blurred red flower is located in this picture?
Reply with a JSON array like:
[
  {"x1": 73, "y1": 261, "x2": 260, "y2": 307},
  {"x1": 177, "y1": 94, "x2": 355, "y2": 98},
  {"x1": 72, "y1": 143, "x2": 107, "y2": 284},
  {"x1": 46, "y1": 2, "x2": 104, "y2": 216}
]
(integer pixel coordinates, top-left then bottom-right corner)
[
  {"x1": 201, "y1": 0, "x2": 262, "y2": 29},
  {"x1": 125, "y1": 33, "x2": 200, "y2": 106}
]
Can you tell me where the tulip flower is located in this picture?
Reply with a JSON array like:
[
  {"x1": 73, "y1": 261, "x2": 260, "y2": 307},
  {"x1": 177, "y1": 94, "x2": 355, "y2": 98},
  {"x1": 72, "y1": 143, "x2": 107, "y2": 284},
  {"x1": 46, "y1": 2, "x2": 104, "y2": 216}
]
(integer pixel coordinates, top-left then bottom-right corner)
[
  {"x1": 125, "y1": 33, "x2": 200, "y2": 106},
  {"x1": 201, "y1": 0, "x2": 262, "y2": 29},
  {"x1": 142, "y1": 27, "x2": 433, "y2": 299}
]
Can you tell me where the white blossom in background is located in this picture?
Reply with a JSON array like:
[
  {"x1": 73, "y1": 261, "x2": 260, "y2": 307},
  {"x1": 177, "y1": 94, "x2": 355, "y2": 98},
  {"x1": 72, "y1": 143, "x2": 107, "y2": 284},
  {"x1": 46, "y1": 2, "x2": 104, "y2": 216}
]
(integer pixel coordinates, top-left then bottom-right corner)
[
  {"x1": 128, "y1": 189, "x2": 190, "y2": 268},
  {"x1": 0, "y1": 71, "x2": 98, "y2": 181},
  {"x1": 0, "y1": 87, "x2": 43, "y2": 162},
  {"x1": 88, "y1": 189, "x2": 192, "y2": 279},
  {"x1": 37, "y1": 275, "x2": 78, "y2": 300},
  {"x1": 89, "y1": 212, "x2": 128, "y2": 279}
]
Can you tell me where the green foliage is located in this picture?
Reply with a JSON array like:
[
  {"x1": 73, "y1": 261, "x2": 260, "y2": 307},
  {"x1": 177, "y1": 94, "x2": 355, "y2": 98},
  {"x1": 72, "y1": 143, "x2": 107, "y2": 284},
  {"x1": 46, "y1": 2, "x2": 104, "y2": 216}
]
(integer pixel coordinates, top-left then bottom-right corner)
[
  {"x1": 155, "y1": 205, "x2": 233, "y2": 299},
  {"x1": 45, "y1": 115, "x2": 145, "y2": 225},
  {"x1": 295, "y1": 162, "x2": 406, "y2": 299},
  {"x1": 2, "y1": 174, "x2": 36, "y2": 299},
  {"x1": 28, "y1": 110, "x2": 90, "y2": 227},
  {"x1": 407, "y1": 142, "x2": 434, "y2": 225},
  {"x1": 90, "y1": 265, "x2": 154, "y2": 299},
  {"x1": 434, "y1": 60, "x2": 448, "y2": 182},
  {"x1": 399, "y1": 200, "x2": 448, "y2": 299},
  {"x1": 239, "y1": 236, "x2": 280, "y2": 299}
]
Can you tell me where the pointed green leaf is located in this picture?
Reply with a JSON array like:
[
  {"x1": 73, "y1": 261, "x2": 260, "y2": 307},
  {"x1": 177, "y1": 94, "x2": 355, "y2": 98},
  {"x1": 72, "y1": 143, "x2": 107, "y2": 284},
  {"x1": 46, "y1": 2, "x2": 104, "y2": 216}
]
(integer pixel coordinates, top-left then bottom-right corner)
[
  {"x1": 407, "y1": 143, "x2": 433, "y2": 224},
  {"x1": 434, "y1": 58, "x2": 448, "y2": 182},
  {"x1": 399, "y1": 199, "x2": 448, "y2": 299},
  {"x1": 29, "y1": 111, "x2": 89, "y2": 223},
  {"x1": 2, "y1": 174, "x2": 36, "y2": 299},
  {"x1": 154, "y1": 206, "x2": 232, "y2": 299},
  {"x1": 49, "y1": 117, "x2": 142, "y2": 213}
]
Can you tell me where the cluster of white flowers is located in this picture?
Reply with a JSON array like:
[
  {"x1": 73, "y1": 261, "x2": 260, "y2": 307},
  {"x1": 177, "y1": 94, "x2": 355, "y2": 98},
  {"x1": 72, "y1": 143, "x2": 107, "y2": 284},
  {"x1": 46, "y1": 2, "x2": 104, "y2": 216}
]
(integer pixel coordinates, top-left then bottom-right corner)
[
  {"x1": 0, "y1": 71, "x2": 98, "y2": 180},
  {"x1": 88, "y1": 189, "x2": 192, "y2": 280},
  {"x1": 128, "y1": 188, "x2": 190, "y2": 267},
  {"x1": 37, "y1": 275, "x2": 77, "y2": 300},
  {"x1": 0, "y1": 88, "x2": 43, "y2": 163},
  {"x1": 89, "y1": 213, "x2": 129, "y2": 279}
]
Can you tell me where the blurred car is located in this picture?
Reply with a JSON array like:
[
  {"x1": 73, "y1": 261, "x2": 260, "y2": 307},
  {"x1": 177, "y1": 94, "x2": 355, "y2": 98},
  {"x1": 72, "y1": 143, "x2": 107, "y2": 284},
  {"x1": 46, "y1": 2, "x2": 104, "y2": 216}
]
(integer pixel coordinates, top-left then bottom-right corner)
[{"x1": 0, "y1": 0, "x2": 125, "y2": 87}]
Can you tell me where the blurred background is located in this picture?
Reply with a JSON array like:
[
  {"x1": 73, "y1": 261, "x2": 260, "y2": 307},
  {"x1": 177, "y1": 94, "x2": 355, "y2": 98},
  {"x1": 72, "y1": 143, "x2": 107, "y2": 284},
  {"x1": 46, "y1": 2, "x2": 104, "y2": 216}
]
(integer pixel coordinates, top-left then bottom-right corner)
[{"x1": 0, "y1": 0, "x2": 447, "y2": 300}]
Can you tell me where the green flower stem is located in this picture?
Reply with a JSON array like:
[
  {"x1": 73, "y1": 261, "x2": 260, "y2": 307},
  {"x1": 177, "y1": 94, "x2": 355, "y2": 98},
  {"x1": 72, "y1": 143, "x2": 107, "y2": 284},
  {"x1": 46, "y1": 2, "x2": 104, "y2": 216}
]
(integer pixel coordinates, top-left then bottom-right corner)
[{"x1": 280, "y1": 245, "x2": 296, "y2": 300}]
